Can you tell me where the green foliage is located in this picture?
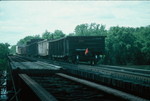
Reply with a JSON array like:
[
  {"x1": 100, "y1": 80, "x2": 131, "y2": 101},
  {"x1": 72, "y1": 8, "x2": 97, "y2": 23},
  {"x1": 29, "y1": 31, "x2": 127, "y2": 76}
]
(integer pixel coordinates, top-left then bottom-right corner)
[
  {"x1": 41, "y1": 29, "x2": 66, "y2": 40},
  {"x1": 75, "y1": 23, "x2": 89, "y2": 36},
  {"x1": 68, "y1": 33, "x2": 75, "y2": 36},
  {"x1": 0, "y1": 59, "x2": 7, "y2": 70},
  {"x1": 53, "y1": 30, "x2": 65, "y2": 39},
  {"x1": 9, "y1": 45, "x2": 16, "y2": 55},
  {"x1": 104, "y1": 25, "x2": 150, "y2": 65},
  {"x1": 15, "y1": 23, "x2": 150, "y2": 65},
  {"x1": 17, "y1": 35, "x2": 41, "y2": 45},
  {"x1": 74, "y1": 23, "x2": 107, "y2": 36},
  {"x1": 42, "y1": 30, "x2": 53, "y2": 39},
  {"x1": 0, "y1": 43, "x2": 9, "y2": 70},
  {"x1": 0, "y1": 43, "x2": 10, "y2": 58},
  {"x1": 42, "y1": 29, "x2": 65, "y2": 40},
  {"x1": 105, "y1": 26, "x2": 136, "y2": 65},
  {"x1": 133, "y1": 26, "x2": 150, "y2": 64}
]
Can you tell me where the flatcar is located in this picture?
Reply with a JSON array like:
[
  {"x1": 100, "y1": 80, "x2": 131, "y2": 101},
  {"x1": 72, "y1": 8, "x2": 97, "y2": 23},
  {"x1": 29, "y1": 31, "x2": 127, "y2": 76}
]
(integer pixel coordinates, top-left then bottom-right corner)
[{"x1": 48, "y1": 36, "x2": 105, "y2": 65}]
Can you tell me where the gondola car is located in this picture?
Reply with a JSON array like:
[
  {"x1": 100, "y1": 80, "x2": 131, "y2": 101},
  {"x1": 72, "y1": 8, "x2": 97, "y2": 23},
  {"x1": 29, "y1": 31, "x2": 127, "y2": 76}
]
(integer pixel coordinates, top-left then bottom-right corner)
[
  {"x1": 16, "y1": 45, "x2": 26, "y2": 55},
  {"x1": 26, "y1": 39, "x2": 43, "y2": 57},
  {"x1": 48, "y1": 36, "x2": 106, "y2": 65},
  {"x1": 17, "y1": 36, "x2": 105, "y2": 65}
]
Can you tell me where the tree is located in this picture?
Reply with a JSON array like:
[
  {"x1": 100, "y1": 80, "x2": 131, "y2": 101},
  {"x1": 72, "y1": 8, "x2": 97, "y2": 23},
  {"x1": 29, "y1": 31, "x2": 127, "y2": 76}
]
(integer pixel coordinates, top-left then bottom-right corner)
[
  {"x1": 14, "y1": 23, "x2": 150, "y2": 65},
  {"x1": 74, "y1": 24, "x2": 89, "y2": 36},
  {"x1": 105, "y1": 26, "x2": 137, "y2": 65},
  {"x1": 53, "y1": 30, "x2": 65, "y2": 39},
  {"x1": 89, "y1": 23, "x2": 107, "y2": 36},
  {"x1": 68, "y1": 33, "x2": 75, "y2": 36},
  {"x1": 9, "y1": 45, "x2": 16, "y2": 55},
  {"x1": 17, "y1": 35, "x2": 41, "y2": 45},
  {"x1": 42, "y1": 30, "x2": 53, "y2": 40},
  {"x1": 0, "y1": 43, "x2": 10, "y2": 58},
  {"x1": 74, "y1": 23, "x2": 107, "y2": 36},
  {"x1": 133, "y1": 26, "x2": 150, "y2": 64},
  {"x1": 0, "y1": 43, "x2": 10, "y2": 70}
]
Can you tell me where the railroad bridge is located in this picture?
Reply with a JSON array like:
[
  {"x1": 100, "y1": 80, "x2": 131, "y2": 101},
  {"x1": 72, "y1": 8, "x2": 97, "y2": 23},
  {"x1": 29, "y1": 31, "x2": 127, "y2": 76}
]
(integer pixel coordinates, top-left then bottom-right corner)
[{"x1": 7, "y1": 55, "x2": 150, "y2": 101}]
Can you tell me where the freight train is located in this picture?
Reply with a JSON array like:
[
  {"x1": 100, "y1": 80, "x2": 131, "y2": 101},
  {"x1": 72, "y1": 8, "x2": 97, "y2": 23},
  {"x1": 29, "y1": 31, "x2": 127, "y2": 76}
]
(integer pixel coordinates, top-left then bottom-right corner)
[{"x1": 16, "y1": 36, "x2": 106, "y2": 65}]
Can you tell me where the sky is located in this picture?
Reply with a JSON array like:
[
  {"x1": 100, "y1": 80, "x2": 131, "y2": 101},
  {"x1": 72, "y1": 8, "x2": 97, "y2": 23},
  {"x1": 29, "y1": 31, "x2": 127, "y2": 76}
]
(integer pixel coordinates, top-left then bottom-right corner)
[{"x1": 0, "y1": 1, "x2": 150, "y2": 45}]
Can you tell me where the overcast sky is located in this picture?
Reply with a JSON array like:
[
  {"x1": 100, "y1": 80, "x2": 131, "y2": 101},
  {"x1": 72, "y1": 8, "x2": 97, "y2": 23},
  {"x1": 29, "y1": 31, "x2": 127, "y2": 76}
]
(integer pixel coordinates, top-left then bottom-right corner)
[{"x1": 0, "y1": 1, "x2": 150, "y2": 45}]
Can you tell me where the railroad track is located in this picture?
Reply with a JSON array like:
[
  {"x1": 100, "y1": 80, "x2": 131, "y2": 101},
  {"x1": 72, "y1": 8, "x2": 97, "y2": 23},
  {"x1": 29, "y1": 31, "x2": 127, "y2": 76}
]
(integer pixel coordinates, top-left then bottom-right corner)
[
  {"x1": 68, "y1": 64, "x2": 150, "y2": 85},
  {"x1": 8, "y1": 55, "x2": 150, "y2": 100},
  {"x1": 32, "y1": 57, "x2": 150, "y2": 86},
  {"x1": 56, "y1": 62, "x2": 150, "y2": 99},
  {"x1": 30, "y1": 73, "x2": 125, "y2": 101},
  {"x1": 19, "y1": 73, "x2": 150, "y2": 101},
  {"x1": 10, "y1": 55, "x2": 150, "y2": 86},
  {"x1": 22, "y1": 55, "x2": 150, "y2": 75},
  {"x1": 58, "y1": 61, "x2": 150, "y2": 85},
  {"x1": 8, "y1": 56, "x2": 61, "y2": 70},
  {"x1": 99, "y1": 65, "x2": 150, "y2": 75}
]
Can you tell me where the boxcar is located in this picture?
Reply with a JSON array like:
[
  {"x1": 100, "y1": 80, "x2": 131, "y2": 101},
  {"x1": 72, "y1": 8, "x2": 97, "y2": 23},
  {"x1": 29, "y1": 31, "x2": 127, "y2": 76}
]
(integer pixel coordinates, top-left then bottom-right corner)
[
  {"x1": 48, "y1": 36, "x2": 106, "y2": 64},
  {"x1": 38, "y1": 39, "x2": 49, "y2": 57}
]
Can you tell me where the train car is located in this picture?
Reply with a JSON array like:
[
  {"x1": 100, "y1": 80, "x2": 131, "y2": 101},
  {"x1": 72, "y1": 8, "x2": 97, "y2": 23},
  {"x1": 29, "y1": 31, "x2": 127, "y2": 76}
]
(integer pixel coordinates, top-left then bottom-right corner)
[
  {"x1": 38, "y1": 39, "x2": 49, "y2": 57},
  {"x1": 48, "y1": 36, "x2": 106, "y2": 65},
  {"x1": 16, "y1": 45, "x2": 26, "y2": 55},
  {"x1": 26, "y1": 39, "x2": 43, "y2": 57}
]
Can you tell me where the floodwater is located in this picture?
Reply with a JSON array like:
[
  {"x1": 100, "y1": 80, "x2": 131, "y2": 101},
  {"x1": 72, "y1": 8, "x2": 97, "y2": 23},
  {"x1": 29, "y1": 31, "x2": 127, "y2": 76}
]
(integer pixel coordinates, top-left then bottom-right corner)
[{"x1": 0, "y1": 71, "x2": 7, "y2": 101}]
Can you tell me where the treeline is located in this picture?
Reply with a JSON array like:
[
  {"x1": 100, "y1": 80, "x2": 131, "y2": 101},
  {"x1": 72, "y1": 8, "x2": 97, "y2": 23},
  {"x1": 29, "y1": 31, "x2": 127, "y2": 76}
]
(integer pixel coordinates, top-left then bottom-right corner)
[
  {"x1": 105, "y1": 26, "x2": 150, "y2": 65},
  {"x1": 0, "y1": 43, "x2": 9, "y2": 70},
  {"x1": 14, "y1": 23, "x2": 150, "y2": 65},
  {"x1": 17, "y1": 30, "x2": 65, "y2": 45}
]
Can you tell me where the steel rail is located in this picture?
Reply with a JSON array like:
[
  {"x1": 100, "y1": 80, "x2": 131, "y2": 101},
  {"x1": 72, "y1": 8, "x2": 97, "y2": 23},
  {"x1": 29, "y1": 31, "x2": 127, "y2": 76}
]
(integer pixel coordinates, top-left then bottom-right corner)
[
  {"x1": 100, "y1": 65, "x2": 150, "y2": 74},
  {"x1": 8, "y1": 56, "x2": 19, "y2": 101},
  {"x1": 57, "y1": 73, "x2": 149, "y2": 101},
  {"x1": 63, "y1": 64, "x2": 150, "y2": 85},
  {"x1": 19, "y1": 74, "x2": 57, "y2": 101},
  {"x1": 12, "y1": 56, "x2": 62, "y2": 70}
]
